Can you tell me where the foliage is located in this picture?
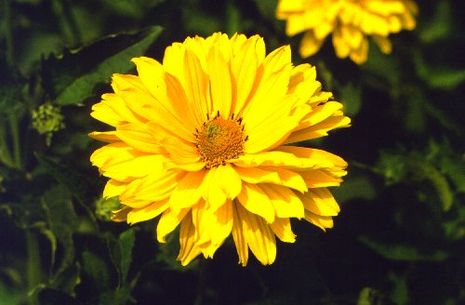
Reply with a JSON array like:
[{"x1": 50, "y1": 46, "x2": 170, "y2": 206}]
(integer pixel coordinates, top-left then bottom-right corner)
[{"x1": 0, "y1": 0, "x2": 464, "y2": 304}]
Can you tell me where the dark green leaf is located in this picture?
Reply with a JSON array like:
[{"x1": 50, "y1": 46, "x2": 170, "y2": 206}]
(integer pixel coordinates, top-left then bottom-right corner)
[
  {"x1": 41, "y1": 185, "x2": 77, "y2": 275},
  {"x1": 414, "y1": 52, "x2": 465, "y2": 90},
  {"x1": 82, "y1": 250, "x2": 110, "y2": 290},
  {"x1": 419, "y1": 0, "x2": 453, "y2": 43},
  {"x1": 118, "y1": 228, "x2": 135, "y2": 285},
  {"x1": 99, "y1": 286, "x2": 132, "y2": 305},
  {"x1": 359, "y1": 236, "x2": 449, "y2": 262},
  {"x1": 42, "y1": 26, "x2": 163, "y2": 105},
  {"x1": 35, "y1": 154, "x2": 90, "y2": 205},
  {"x1": 388, "y1": 272, "x2": 409, "y2": 305},
  {"x1": 338, "y1": 82, "x2": 362, "y2": 116}
]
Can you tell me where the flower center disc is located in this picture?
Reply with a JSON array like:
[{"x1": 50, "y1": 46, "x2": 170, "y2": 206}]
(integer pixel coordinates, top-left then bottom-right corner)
[{"x1": 195, "y1": 116, "x2": 245, "y2": 168}]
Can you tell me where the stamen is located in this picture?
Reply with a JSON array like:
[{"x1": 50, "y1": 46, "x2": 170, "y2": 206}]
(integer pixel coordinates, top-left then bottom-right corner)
[{"x1": 195, "y1": 115, "x2": 246, "y2": 169}]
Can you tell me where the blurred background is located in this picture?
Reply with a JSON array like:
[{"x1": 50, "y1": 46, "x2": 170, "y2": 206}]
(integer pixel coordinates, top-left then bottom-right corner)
[{"x1": 0, "y1": 0, "x2": 465, "y2": 304}]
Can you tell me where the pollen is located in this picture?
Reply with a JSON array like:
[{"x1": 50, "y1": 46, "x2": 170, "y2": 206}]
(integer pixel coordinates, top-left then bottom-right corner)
[{"x1": 195, "y1": 114, "x2": 246, "y2": 168}]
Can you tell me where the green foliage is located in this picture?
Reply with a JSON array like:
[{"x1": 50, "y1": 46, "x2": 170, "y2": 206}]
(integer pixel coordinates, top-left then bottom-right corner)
[
  {"x1": 0, "y1": 1, "x2": 464, "y2": 305},
  {"x1": 42, "y1": 26, "x2": 162, "y2": 106}
]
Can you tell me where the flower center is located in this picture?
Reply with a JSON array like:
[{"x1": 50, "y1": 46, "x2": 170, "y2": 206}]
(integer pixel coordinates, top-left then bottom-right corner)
[{"x1": 195, "y1": 115, "x2": 246, "y2": 168}]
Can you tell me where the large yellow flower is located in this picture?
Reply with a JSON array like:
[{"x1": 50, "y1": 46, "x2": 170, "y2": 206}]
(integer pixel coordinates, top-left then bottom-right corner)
[
  {"x1": 90, "y1": 33, "x2": 350, "y2": 266},
  {"x1": 277, "y1": 0, "x2": 418, "y2": 64}
]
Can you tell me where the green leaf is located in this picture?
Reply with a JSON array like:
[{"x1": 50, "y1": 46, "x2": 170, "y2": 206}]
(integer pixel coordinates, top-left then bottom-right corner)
[
  {"x1": 99, "y1": 286, "x2": 132, "y2": 305},
  {"x1": 82, "y1": 250, "x2": 110, "y2": 290},
  {"x1": 332, "y1": 174, "x2": 376, "y2": 202},
  {"x1": 388, "y1": 272, "x2": 409, "y2": 305},
  {"x1": 359, "y1": 236, "x2": 449, "y2": 262},
  {"x1": 42, "y1": 26, "x2": 163, "y2": 106},
  {"x1": 41, "y1": 185, "x2": 78, "y2": 275},
  {"x1": 35, "y1": 154, "x2": 90, "y2": 205},
  {"x1": 118, "y1": 228, "x2": 135, "y2": 285},
  {"x1": 103, "y1": 0, "x2": 166, "y2": 18},
  {"x1": 419, "y1": 0, "x2": 453, "y2": 44},
  {"x1": 414, "y1": 52, "x2": 465, "y2": 90},
  {"x1": 338, "y1": 82, "x2": 362, "y2": 116}
]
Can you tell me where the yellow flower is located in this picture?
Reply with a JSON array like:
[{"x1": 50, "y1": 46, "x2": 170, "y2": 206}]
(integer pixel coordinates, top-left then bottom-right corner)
[
  {"x1": 90, "y1": 33, "x2": 350, "y2": 266},
  {"x1": 276, "y1": 0, "x2": 418, "y2": 64}
]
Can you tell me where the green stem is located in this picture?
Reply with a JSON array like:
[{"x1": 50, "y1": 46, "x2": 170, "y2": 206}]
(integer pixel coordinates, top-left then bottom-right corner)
[
  {"x1": 52, "y1": 0, "x2": 80, "y2": 46},
  {"x1": 9, "y1": 114, "x2": 22, "y2": 169},
  {"x1": 26, "y1": 230, "x2": 41, "y2": 305},
  {"x1": 2, "y1": 0, "x2": 14, "y2": 65},
  {"x1": 0, "y1": 119, "x2": 14, "y2": 168}
]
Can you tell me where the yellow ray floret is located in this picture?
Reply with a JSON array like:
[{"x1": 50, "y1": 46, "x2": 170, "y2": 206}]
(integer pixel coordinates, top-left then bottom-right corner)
[
  {"x1": 276, "y1": 0, "x2": 418, "y2": 64},
  {"x1": 90, "y1": 32, "x2": 350, "y2": 266}
]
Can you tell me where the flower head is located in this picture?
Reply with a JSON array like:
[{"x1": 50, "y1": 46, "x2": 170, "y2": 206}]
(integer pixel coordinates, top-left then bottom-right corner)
[
  {"x1": 90, "y1": 33, "x2": 350, "y2": 266},
  {"x1": 277, "y1": 0, "x2": 418, "y2": 64}
]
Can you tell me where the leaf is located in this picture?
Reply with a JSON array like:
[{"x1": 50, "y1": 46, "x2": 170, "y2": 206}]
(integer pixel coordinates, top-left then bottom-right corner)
[
  {"x1": 111, "y1": 228, "x2": 136, "y2": 286},
  {"x1": 99, "y1": 286, "x2": 132, "y2": 305},
  {"x1": 35, "y1": 154, "x2": 90, "y2": 205},
  {"x1": 42, "y1": 26, "x2": 163, "y2": 106},
  {"x1": 414, "y1": 52, "x2": 465, "y2": 90},
  {"x1": 41, "y1": 185, "x2": 78, "y2": 275},
  {"x1": 419, "y1": 0, "x2": 453, "y2": 43},
  {"x1": 359, "y1": 236, "x2": 449, "y2": 262},
  {"x1": 0, "y1": 59, "x2": 27, "y2": 116},
  {"x1": 82, "y1": 250, "x2": 110, "y2": 290},
  {"x1": 388, "y1": 272, "x2": 409, "y2": 305},
  {"x1": 338, "y1": 82, "x2": 362, "y2": 116},
  {"x1": 332, "y1": 175, "x2": 376, "y2": 202}
]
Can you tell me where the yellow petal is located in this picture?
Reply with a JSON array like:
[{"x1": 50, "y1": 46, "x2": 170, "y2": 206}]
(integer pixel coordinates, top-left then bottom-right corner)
[
  {"x1": 119, "y1": 171, "x2": 181, "y2": 208},
  {"x1": 103, "y1": 154, "x2": 166, "y2": 182},
  {"x1": 201, "y1": 165, "x2": 242, "y2": 211},
  {"x1": 270, "y1": 217, "x2": 296, "y2": 243},
  {"x1": 286, "y1": 115, "x2": 351, "y2": 143},
  {"x1": 300, "y1": 169, "x2": 344, "y2": 188},
  {"x1": 116, "y1": 123, "x2": 160, "y2": 154},
  {"x1": 183, "y1": 49, "x2": 211, "y2": 126},
  {"x1": 232, "y1": 202, "x2": 249, "y2": 266},
  {"x1": 207, "y1": 46, "x2": 233, "y2": 118},
  {"x1": 103, "y1": 179, "x2": 127, "y2": 198},
  {"x1": 237, "y1": 183, "x2": 275, "y2": 223},
  {"x1": 169, "y1": 170, "x2": 206, "y2": 211},
  {"x1": 304, "y1": 211, "x2": 334, "y2": 230},
  {"x1": 301, "y1": 188, "x2": 340, "y2": 217},
  {"x1": 278, "y1": 146, "x2": 348, "y2": 169},
  {"x1": 192, "y1": 200, "x2": 233, "y2": 257},
  {"x1": 88, "y1": 131, "x2": 119, "y2": 143},
  {"x1": 90, "y1": 142, "x2": 141, "y2": 172},
  {"x1": 157, "y1": 207, "x2": 189, "y2": 243},
  {"x1": 230, "y1": 35, "x2": 263, "y2": 115},
  {"x1": 127, "y1": 198, "x2": 170, "y2": 224},
  {"x1": 300, "y1": 31, "x2": 325, "y2": 58},
  {"x1": 236, "y1": 203, "x2": 276, "y2": 265},
  {"x1": 234, "y1": 150, "x2": 334, "y2": 170},
  {"x1": 111, "y1": 206, "x2": 131, "y2": 222},
  {"x1": 178, "y1": 212, "x2": 202, "y2": 266},
  {"x1": 261, "y1": 184, "x2": 304, "y2": 219}
]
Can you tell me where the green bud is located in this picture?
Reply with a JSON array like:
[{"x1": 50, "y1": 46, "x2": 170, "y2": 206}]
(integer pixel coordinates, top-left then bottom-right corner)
[
  {"x1": 95, "y1": 197, "x2": 121, "y2": 221},
  {"x1": 31, "y1": 103, "x2": 65, "y2": 145}
]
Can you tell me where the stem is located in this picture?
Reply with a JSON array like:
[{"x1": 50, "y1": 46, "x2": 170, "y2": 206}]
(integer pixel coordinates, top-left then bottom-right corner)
[
  {"x1": 26, "y1": 230, "x2": 41, "y2": 305},
  {"x1": 0, "y1": 119, "x2": 14, "y2": 168},
  {"x1": 52, "y1": 0, "x2": 80, "y2": 46},
  {"x1": 9, "y1": 114, "x2": 22, "y2": 169},
  {"x1": 2, "y1": 0, "x2": 14, "y2": 64}
]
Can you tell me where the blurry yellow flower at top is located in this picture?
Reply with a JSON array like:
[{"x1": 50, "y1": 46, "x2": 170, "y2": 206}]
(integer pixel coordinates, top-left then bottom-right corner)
[
  {"x1": 90, "y1": 33, "x2": 350, "y2": 266},
  {"x1": 277, "y1": 0, "x2": 418, "y2": 64}
]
